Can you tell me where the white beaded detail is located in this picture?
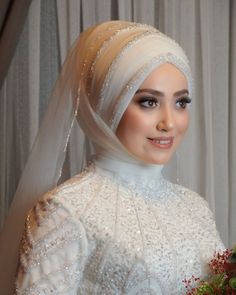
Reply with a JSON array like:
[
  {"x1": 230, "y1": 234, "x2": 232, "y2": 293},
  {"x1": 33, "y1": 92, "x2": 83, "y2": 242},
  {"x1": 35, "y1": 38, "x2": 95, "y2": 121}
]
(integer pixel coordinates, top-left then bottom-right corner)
[
  {"x1": 15, "y1": 163, "x2": 224, "y2": 295},
  {"x1": 96, "y1": 29, "x2": 160, "y2": 115},
  {"x1": 89, "y1": 23, "x2": 157, "y2": 78}
]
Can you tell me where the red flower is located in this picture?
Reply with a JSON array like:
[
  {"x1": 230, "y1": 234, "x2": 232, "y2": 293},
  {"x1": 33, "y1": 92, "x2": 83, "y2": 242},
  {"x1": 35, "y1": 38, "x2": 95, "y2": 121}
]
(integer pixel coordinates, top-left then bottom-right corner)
[{"x1": 183, "y1": 246, "x2": 236, "y2": 294}]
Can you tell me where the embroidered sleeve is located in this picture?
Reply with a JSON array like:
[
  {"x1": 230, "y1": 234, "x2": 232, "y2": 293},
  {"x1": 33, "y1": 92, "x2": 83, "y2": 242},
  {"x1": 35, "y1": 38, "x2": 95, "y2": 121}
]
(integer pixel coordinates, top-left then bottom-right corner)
[{"x1": 15, "y1": 195, "x2": 88, "y2": 295}]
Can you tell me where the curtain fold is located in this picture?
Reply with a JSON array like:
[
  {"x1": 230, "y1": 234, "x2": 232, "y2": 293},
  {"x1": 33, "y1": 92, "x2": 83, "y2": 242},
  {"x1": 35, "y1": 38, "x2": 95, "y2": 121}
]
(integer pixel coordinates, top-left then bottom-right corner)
[
  {"x1": 0, "y1": 0, "x2": 32, "y2": 89},
  {"x1": 0, "y1": 0, "x2": 11, "y2": 30},
  {"x1": 158, "y1": 0, "x2": 233, "y2": 246},
  {"x1": 198, "y1": 0, "x2": 230, "y2": 244},
  {"x1": 0, "y1": 0, "x2": 235, "y2": 246},
  {"x1": 229, "y1": 0, "x2": 236, "y2": 247}
]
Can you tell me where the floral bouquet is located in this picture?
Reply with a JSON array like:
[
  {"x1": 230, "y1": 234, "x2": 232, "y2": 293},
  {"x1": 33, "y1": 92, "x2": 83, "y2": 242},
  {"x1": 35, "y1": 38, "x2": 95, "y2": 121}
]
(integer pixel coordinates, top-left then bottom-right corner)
[{"x1": 183, "y1": 245, "x2": 236, "y2": 294}]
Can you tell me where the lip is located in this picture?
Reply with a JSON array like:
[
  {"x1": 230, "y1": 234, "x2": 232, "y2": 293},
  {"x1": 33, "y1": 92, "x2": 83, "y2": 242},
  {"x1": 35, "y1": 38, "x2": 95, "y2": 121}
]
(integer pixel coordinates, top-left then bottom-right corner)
[{"x1": 147, "y1": 137, "x2": 174, "y2": 149}]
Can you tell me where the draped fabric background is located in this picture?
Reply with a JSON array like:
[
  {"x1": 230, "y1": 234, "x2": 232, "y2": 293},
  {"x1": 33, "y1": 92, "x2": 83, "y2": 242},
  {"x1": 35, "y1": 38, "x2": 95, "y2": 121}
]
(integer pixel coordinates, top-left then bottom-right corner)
[{"x1": 0, "y1": 0, "x2": 235, "y2": 247}]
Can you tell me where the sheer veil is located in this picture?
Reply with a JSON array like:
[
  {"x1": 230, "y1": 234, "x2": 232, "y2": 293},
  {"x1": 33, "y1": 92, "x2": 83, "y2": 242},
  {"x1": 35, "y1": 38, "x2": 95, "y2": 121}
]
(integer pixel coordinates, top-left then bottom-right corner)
[{"x1": 0, "y1": 21, "x2": 192, "y2": 294}]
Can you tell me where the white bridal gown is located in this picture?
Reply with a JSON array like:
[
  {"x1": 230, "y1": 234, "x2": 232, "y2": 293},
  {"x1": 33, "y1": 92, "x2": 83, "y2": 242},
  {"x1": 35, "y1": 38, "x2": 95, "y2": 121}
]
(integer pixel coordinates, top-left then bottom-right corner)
[{"x1": 15, "y1": 157, "x2": 224, "y2": 295}]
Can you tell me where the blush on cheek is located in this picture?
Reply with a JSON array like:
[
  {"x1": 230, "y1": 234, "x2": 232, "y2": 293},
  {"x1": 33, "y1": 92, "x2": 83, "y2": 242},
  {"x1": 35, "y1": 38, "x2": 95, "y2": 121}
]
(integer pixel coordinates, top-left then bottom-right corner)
[
  {"x1": 176, "y1": 112, "x2": 189, "y2": 132},
  {"x1": 116, "y1": 109, "x2": 135, "y2": 132},
  {"x1": 116, "y1": 109, "x2": 142, "y2": 147}
]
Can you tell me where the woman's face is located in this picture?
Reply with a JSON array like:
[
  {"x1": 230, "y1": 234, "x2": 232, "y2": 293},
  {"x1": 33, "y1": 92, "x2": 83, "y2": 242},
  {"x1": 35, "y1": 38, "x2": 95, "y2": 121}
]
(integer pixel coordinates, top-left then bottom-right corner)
[{"x1": 116, "y1": 63, "x2": 191, "y2": 164}]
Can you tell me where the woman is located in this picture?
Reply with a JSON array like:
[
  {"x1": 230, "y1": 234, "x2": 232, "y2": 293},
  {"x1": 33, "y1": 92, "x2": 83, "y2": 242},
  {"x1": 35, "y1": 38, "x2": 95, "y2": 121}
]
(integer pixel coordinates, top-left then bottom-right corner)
[{"x1": 1, "y1": 21, "x2": 223, "y2": 295}]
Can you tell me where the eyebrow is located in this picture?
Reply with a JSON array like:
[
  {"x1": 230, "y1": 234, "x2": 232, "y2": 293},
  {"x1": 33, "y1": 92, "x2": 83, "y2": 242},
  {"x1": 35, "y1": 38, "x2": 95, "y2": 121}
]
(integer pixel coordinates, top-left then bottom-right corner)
[{"x1": 135, "y1": 88, "x2": 189, "y2": 97}]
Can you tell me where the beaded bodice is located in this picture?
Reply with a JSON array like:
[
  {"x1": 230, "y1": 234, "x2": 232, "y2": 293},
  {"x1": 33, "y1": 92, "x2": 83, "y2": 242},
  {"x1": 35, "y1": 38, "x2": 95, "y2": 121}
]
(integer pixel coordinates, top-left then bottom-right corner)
[{"x1": 15, "y1": 160, "x2": 224, "y2": 295}]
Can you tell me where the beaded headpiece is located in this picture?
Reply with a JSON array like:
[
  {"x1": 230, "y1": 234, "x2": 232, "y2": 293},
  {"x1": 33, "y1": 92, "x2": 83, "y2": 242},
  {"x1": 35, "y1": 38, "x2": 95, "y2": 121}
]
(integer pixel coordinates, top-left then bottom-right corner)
[{"x1": 75, "y1": 20, "x2": 192, "y2": 156}]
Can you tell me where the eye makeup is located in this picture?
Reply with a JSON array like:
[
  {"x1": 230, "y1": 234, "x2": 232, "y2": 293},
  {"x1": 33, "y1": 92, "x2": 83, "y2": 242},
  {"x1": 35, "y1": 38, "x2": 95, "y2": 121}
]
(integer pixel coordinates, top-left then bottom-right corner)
[
  {"x1": 138, "y1": 97, "x2": 160, "y2": 108},
  {"x1": 175, "y1": 97, "x2": 192, "y2": 109}
]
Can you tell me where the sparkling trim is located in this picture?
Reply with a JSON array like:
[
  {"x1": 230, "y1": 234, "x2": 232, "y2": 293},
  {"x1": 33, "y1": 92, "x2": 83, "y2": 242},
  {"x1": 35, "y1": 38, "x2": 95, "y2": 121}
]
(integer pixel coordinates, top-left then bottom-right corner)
[
  {"x1": 96, "y1": 29, "x2": 159, "y2": 115},
  {"x1": 16, "y1": 263, "x2": 82, "y2": 295},
  {"x1": 89, "y1": 23, "x2": 155, "y2": 76}
]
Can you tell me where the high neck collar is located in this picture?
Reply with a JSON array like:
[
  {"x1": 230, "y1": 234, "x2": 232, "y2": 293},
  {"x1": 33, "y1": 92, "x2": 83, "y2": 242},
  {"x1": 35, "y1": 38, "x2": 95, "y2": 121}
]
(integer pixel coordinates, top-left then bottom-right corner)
[
  {"x1": 94, "y1": 153, "x2": 163, "y2": 177},
  {"x1": 93, "y1": 153, "x2": 165, "y2": 197}
]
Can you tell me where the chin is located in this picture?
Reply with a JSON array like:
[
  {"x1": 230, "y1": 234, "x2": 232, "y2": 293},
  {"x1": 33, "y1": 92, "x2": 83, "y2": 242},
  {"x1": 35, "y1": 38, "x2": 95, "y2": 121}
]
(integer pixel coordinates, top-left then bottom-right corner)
[{"x1": 142, "y1": 156, "x2": 172, "y2": 165}]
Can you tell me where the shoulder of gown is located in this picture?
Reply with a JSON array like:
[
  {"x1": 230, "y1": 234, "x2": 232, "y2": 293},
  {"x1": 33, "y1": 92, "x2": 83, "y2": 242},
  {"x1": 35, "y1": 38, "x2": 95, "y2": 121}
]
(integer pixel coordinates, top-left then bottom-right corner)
[
  {"x1": 171, "y1": 182, "x2": 225, "y2": 251},
  {"x1": 15, "y1": 169, "x2": 94, "y2": 295}
]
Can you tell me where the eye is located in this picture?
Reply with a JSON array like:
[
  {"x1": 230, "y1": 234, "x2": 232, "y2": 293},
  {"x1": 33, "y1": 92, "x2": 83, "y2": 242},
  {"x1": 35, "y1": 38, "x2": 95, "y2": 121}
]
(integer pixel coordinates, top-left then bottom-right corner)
[
  {"x1": 176, "y1": 97, "x2": 192, "y2": 109},
  {"x1": 138, "y1": 97, "x2": 160, "y2": 109}
]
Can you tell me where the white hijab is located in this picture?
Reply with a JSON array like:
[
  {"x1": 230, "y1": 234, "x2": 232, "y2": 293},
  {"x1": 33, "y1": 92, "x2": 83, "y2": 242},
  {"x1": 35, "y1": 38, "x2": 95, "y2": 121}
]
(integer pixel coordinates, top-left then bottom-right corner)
[{"x1": 0, "y1": 20, "x2": 192, "y2": 294}]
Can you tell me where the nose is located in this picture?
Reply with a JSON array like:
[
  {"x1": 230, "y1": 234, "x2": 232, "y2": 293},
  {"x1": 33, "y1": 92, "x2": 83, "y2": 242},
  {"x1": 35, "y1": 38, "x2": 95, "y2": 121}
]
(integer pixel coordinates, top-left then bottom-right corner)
[{"x1": 156, "y1": 106, "x2": 174, "y2": 132}]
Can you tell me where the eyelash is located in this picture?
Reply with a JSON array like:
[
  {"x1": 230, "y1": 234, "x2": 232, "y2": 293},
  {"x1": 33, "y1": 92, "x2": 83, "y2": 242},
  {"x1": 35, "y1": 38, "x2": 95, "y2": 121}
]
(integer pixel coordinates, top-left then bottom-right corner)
[
  {"x1": 176, "y1": 97, "x2": 192, "y2": 109},
  {"x1": 138, "y1": 97, "x2": 192, "y2": 109}
]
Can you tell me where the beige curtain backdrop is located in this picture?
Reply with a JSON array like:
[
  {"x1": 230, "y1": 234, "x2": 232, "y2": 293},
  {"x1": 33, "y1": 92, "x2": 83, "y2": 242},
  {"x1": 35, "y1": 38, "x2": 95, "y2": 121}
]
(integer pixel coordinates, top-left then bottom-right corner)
[{"x1": 0, "y1": 0, "x2": 235, "y2": 247}]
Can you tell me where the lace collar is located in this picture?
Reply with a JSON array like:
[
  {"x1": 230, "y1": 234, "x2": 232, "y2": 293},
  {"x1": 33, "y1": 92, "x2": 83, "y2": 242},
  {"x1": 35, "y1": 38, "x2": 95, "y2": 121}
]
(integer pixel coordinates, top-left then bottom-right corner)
[{"x1": 93, "y1": 154, "x2": 167, "y2": 198}]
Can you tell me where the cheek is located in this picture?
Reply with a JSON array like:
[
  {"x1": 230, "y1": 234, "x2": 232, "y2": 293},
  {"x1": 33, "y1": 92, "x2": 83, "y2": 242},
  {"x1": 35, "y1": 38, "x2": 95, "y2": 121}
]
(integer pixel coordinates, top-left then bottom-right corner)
[
  {"x1": 116, "y1": 108, "x2": 151, "y2": 140},
  {"x1": 177, "y1": 112, "x2": 190, "y2": 135}
]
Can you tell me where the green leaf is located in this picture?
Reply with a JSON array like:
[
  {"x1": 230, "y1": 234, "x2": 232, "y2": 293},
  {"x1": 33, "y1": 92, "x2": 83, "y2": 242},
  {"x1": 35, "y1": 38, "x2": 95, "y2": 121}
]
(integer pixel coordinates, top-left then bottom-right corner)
[
  {"x1": 196, "y1": 282, "x2": 214, "y2": 294},
  {"x1": 229, "y1": 277, "x2": 236, "y2": 290},
  {"x1": 210, "y1": 273, "x2": 227, "y2": 289}
]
